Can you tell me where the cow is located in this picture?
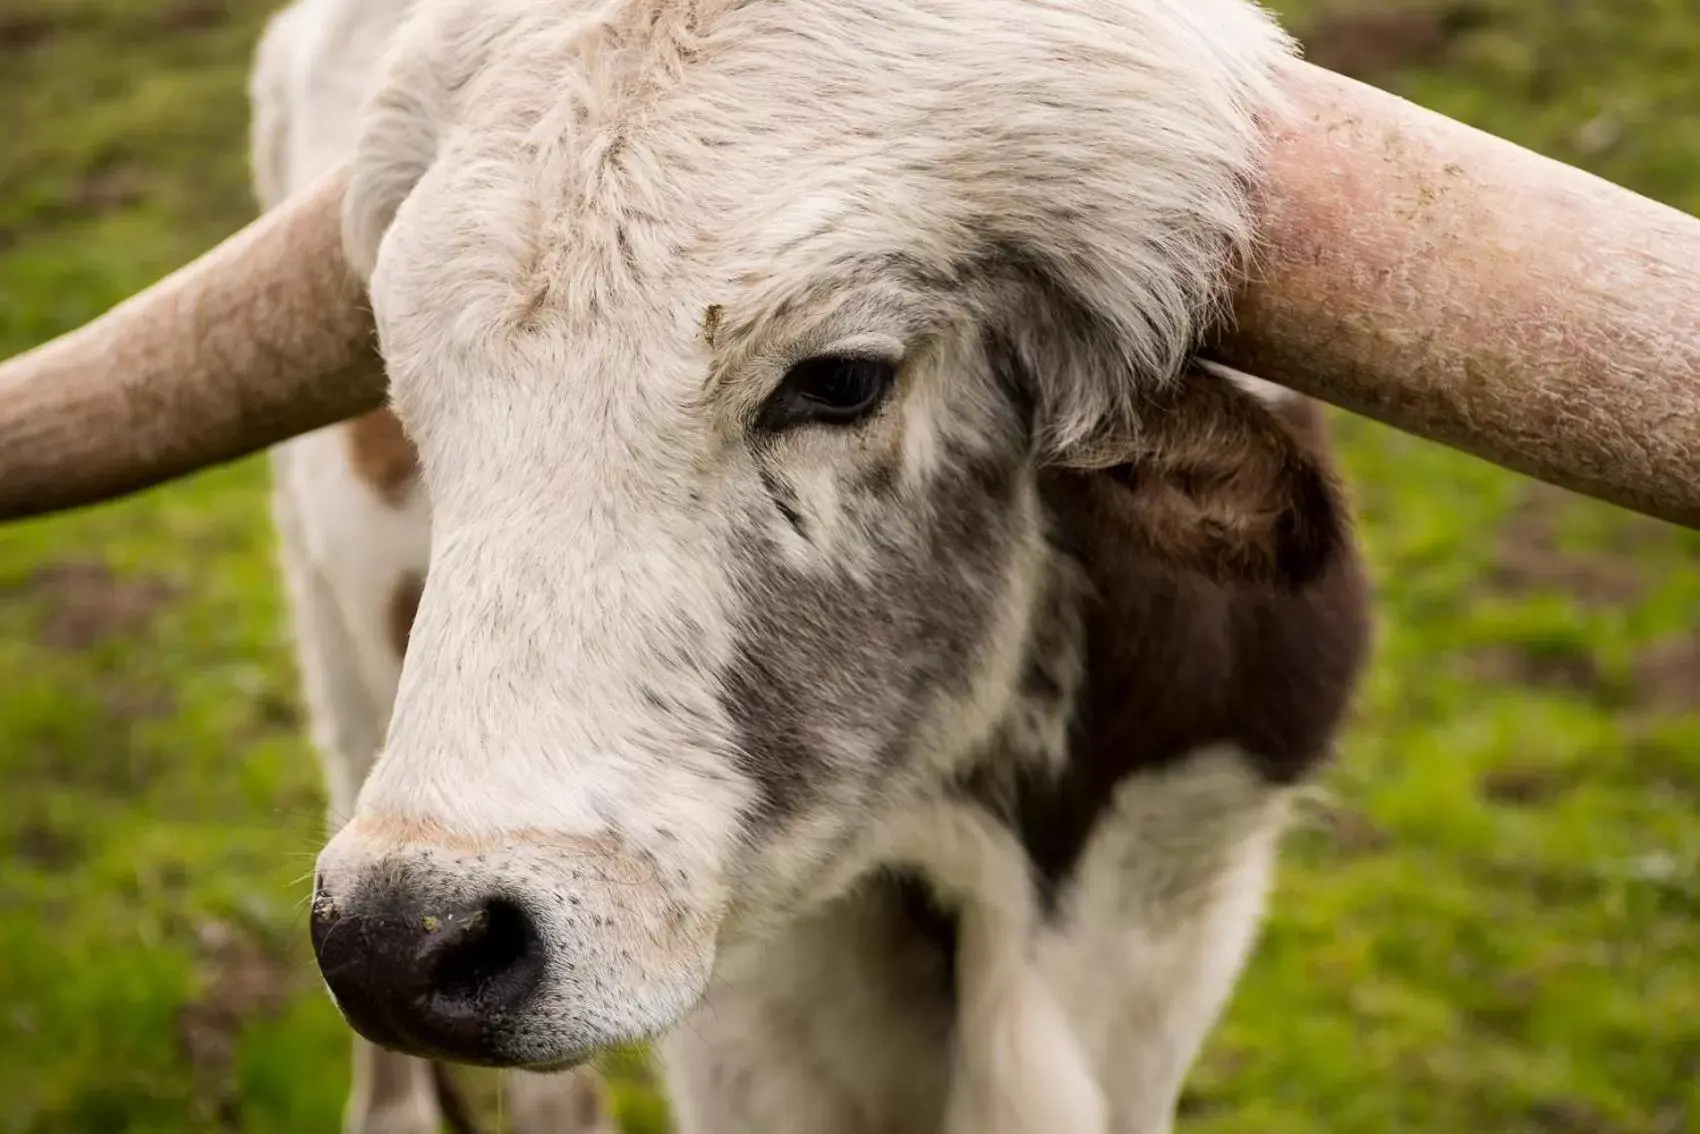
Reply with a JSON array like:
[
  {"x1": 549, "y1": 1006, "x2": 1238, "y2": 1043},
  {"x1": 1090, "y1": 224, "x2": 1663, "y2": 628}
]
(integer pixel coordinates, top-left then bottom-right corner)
[
  {"x1": 0, "y1": 1, "x2": 1695, "y2": 1132},
  {"x1": 254, "y1": 4, "x2": 1374, "y2": 1130}
]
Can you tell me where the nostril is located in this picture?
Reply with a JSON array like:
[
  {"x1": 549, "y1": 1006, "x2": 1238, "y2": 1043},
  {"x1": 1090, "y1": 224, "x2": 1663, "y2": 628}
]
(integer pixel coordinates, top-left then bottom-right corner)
[{"x1": 424, "y1": 897, "x2": 541, "y2": 1009}]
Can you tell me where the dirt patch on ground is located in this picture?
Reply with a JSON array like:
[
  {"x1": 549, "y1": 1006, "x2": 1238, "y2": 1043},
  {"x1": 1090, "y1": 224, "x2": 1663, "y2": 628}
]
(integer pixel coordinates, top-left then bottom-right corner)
[
  {"x1": 250, "y1": 686, "x2": 303, "y2": 730},
  {"x1": 17, "y1": 560, "x2": 180, "y2": 649},
  {"x1": 1462, "y1": 632, "x2": 1623, "y2": 712},
  {"x1": 1487, "y1": 482, "x2": 1683, "y2": 610},
  {"x1": 0, "y1": 13, "x2": 57, "y2": 52},
  {"x1": 1322, "y1": 805, "x2": 1391, "y2": 856},
  {"x1": 12, "y1": 818, "x2": 83, "y2": 870},
  {"x1": 1480, "y1": 483, "x2": 1699, "y2": 716},
  {"x1": 176, "y1": 920, "x2": 296, "y2": 1129},
  {"x1": 1622, "y1": 734, "x2": 1700, "y2": 804},
  {"x1": 1527, "y1": 1099, "x2": 1621, "y2": 1134},
  {"x1": 1490, "y1": 485, "x2": 1651, "y2": 608},
  {"x1": 159, "y1": 0, "x2": 229, "y2": 32},
  {"x1": 1479, "y1": 760, "x2": 1581, "y2": 808},
  {"x1": 66, "y1": 165, "x2": 148, "y2": 214},
  {"x1": 100, "y1": 681, "x2": 178, "y2": 722},
  {"x1": 1467, "y1": 642, "x2": 1606, "y2": 700},
  {"x1": 1296, "y1": 1, "x2": 1491, "y2": 80},
  {"x1": 1296, "y1": 795, "x2": 1392, "y2": 857},
  {"x1": 1632, "y1": 636, "x2": 1700, "y2": 716},
  {"x1": 1651, "y1": 1106, "x2": 1692, "y2": 1134}
]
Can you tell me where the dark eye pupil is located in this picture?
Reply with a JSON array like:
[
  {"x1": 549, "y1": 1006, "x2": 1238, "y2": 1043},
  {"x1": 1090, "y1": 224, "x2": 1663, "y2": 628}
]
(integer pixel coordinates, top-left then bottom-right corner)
[
  {"x1": 759, "y1": 355, "x2": 896, "y2": 431},
  {"x1": 794, "y1": 356, "x2": 886, "y2": 410}
]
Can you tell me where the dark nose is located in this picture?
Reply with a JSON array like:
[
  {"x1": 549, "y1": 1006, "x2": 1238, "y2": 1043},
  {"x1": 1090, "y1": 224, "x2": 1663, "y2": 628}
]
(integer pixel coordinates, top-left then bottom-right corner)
[{"x1": 310, "y1": 879, "x2": 545, "y2": 1064}]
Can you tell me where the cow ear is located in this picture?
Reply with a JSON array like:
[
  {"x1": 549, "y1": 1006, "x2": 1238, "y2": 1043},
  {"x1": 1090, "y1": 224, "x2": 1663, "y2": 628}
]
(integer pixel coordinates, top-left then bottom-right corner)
[{"x1": 1055, "y1": 366, "x2": 1347, "y2": 590}]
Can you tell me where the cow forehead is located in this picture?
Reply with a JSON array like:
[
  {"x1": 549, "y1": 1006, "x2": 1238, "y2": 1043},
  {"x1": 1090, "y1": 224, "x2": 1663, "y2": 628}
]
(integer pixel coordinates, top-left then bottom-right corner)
[
  {"x1": 370, "y1": 29, "x2": 977, "y2": 345},
  {"x1": 361, "y1": 0, "x2": 1291, "y2": 454}
]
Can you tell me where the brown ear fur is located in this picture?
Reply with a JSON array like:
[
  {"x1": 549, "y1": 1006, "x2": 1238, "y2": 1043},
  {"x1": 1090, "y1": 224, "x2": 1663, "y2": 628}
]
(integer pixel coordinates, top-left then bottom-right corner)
[{"x1": 1067, "y1": 369, "x2": 1348, "y2": 590}]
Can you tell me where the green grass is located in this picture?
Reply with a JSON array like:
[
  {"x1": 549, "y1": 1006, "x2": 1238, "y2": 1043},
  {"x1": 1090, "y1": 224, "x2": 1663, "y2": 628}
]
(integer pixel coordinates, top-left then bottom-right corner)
[{"x1": 1, "y1": 0, "x2": 1697, "y2": 1130}]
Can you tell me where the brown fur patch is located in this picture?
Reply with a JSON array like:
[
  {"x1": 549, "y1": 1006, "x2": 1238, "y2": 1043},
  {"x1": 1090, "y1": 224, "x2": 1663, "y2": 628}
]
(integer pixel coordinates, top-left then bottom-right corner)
[
  {"x1": 1097, "y1": 368, "x2": 1347, "y2": 590},
  {"x1": 346, "y1": 409, "x2": 421, "y2": 506},
  {"x1": 388, "y1": 571, "x2": 424, "y2": 661},
  {"x1": 994, "y1": 393, "x2": 1373, "y2": 900}
]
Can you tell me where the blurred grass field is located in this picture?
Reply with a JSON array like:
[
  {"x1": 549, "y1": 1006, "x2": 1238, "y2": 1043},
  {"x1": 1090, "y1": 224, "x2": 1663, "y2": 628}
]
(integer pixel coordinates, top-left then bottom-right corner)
[{"x1": 1, "y1": 0, "x2": 1697, "y2": 1131}]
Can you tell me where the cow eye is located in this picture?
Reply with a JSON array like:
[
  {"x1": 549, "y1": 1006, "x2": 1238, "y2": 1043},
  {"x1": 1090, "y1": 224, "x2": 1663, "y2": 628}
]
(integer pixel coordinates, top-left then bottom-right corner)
[{"x1": 758, "y1": 355, "x2": 896, "y2": 431}]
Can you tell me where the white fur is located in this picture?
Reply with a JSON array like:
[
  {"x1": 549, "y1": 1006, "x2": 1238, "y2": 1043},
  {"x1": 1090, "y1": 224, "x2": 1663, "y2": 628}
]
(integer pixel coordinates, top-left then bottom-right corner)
[
  {"x1": 883, "y1": 802, "x2": 1109, "y2": 1134},
  {"x1": 658, "y1": 752, "x2": 1290, "y2": 1133},
  {"x1": 1042, "y1": 750, "x2": 1292, "y2": 1132},
  {"x1": 247, "y1": 1, "x2": 1310, "y2": 1130}
]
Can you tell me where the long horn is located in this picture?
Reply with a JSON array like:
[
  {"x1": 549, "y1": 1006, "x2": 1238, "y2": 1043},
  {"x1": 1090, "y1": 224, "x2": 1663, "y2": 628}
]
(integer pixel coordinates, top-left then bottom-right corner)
[
  {"x1": 0, "y1": 166, "x2": 383, "y2": 522},
  {"x1": 1208, "y1": 61, "x2": 1700, "y2": 529}
]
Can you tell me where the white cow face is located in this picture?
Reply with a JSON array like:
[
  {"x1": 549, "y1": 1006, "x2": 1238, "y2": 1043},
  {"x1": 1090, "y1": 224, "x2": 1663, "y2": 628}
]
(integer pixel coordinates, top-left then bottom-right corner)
[{"x1": 308, "y1": 0, "x2": 1315, "y2": 1068}]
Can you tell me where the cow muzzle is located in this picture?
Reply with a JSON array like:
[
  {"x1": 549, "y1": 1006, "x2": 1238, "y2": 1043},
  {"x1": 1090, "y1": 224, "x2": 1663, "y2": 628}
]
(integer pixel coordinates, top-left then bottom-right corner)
[
  {"x1": 310, "y1": 878, "x2": 555, "y2": 1066},
  {"x1": 310, "y1": 815, "x2": 720, "y2": 1068}
]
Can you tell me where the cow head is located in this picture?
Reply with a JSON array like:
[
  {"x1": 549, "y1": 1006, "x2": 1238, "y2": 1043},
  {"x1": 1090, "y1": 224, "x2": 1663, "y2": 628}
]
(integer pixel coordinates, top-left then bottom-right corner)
[{"x1": 289, "y1": 0, "x2": 1348, "y2": 1068}]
